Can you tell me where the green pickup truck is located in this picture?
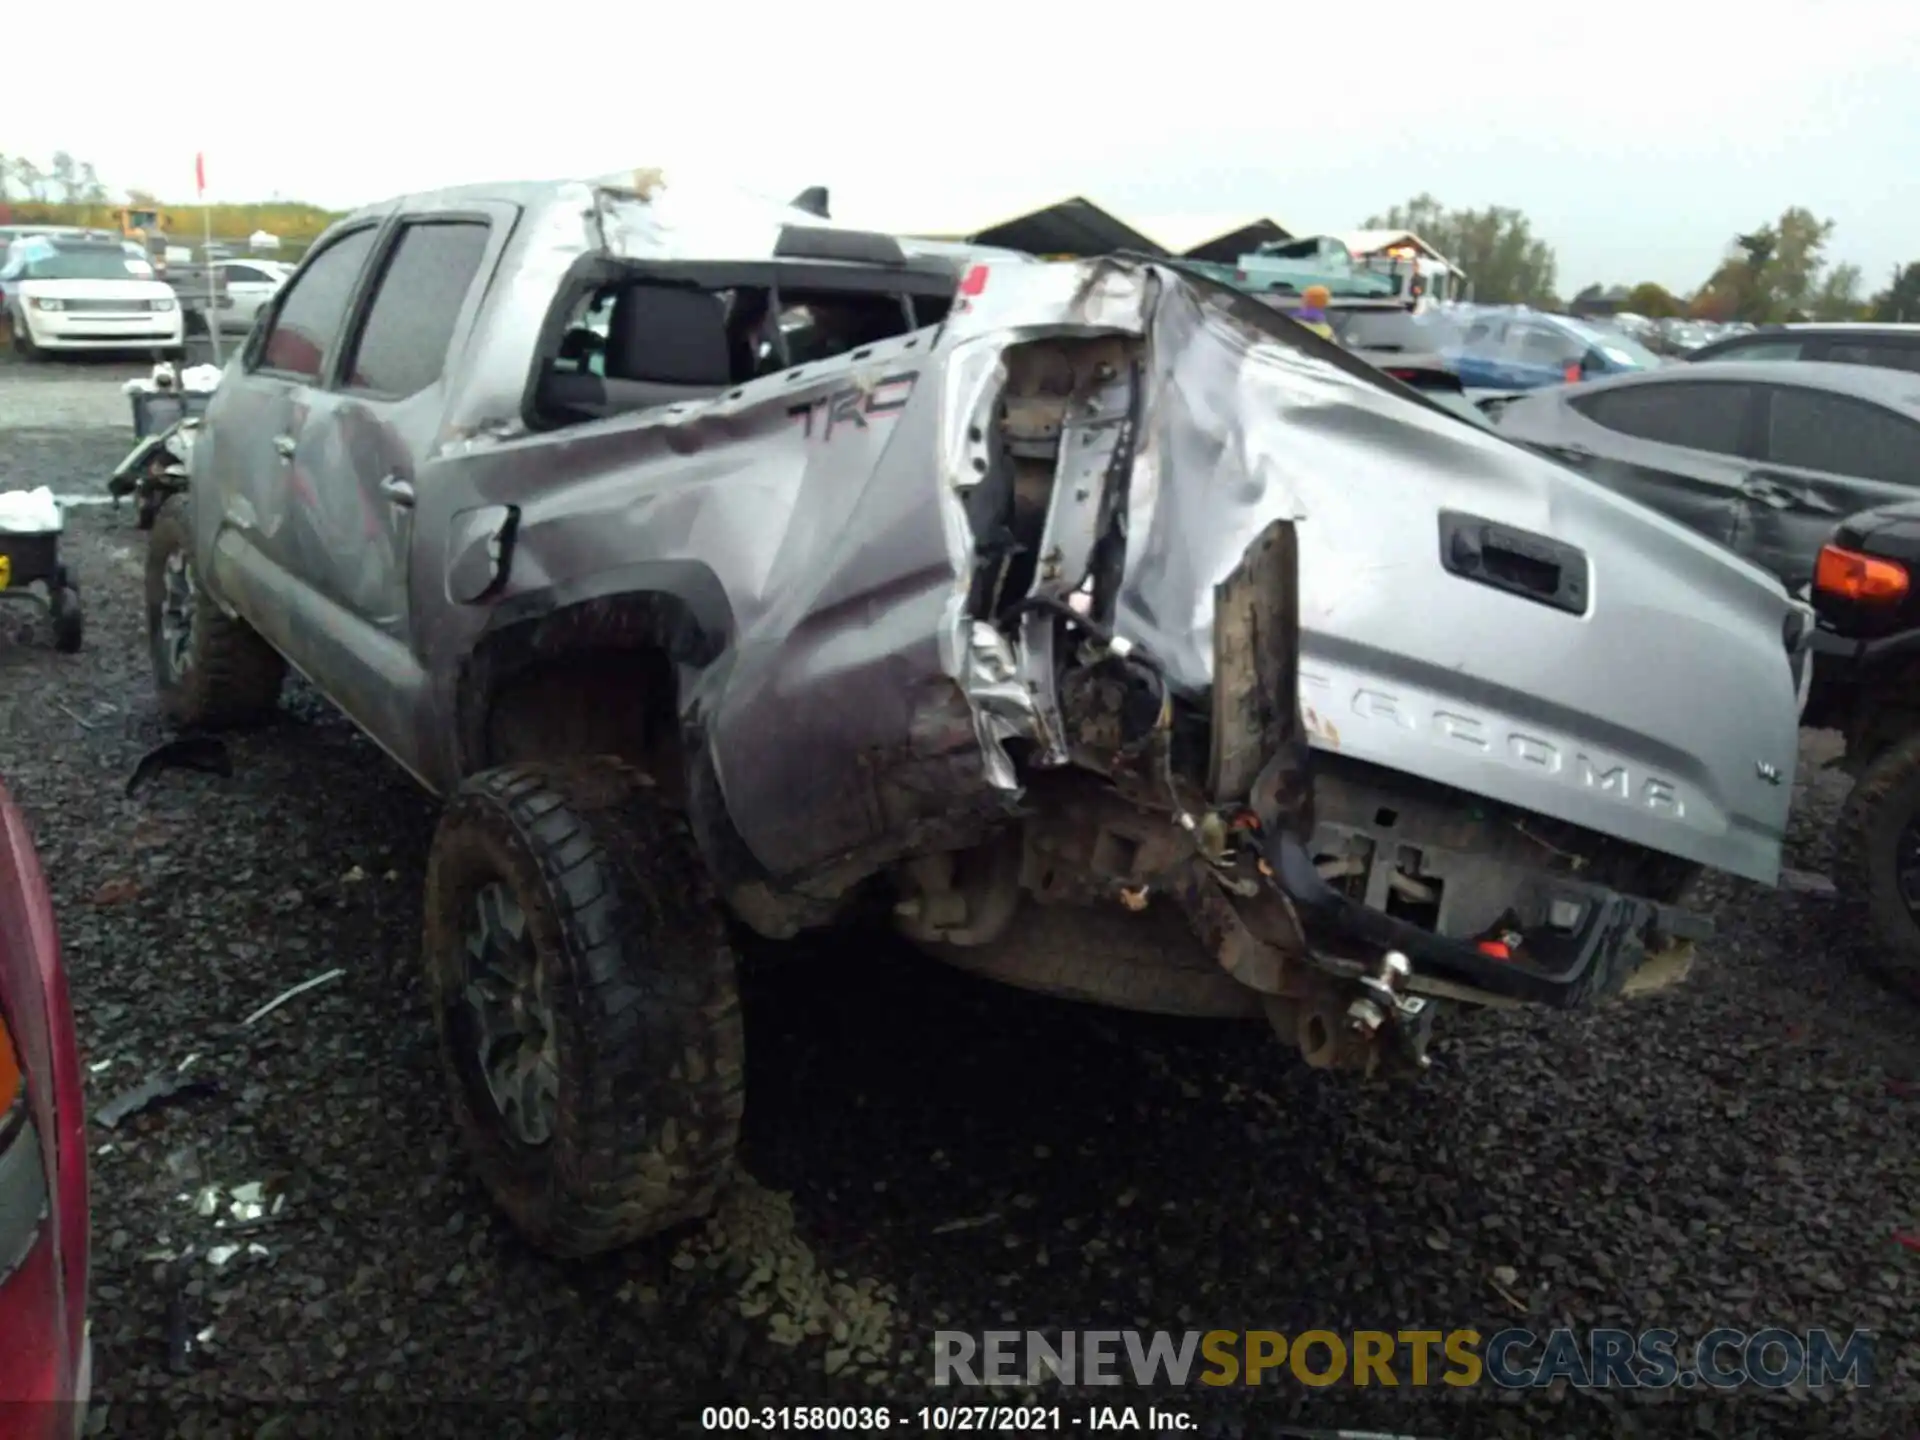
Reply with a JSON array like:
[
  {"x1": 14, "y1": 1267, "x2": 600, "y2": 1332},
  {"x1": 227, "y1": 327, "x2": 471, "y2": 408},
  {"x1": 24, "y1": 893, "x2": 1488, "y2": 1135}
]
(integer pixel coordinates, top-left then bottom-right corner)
[{"x1": 1232, "y1": 235, "x2": 1398, "y2": 297}]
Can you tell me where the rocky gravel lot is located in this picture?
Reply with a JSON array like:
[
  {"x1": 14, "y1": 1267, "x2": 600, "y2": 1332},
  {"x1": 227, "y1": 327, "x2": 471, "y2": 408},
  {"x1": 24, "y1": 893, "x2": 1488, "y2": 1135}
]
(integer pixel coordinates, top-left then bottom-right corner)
[{"x1": 1, "y1": 353, "x2": 1918, "y2": 1438}]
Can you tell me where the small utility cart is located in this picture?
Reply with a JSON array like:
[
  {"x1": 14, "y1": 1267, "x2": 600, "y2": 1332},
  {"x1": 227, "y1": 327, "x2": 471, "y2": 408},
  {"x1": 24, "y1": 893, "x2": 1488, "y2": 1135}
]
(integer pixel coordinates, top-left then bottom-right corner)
[{"x1": 0, "y1": 488, "x2": 83, "y2": 653}]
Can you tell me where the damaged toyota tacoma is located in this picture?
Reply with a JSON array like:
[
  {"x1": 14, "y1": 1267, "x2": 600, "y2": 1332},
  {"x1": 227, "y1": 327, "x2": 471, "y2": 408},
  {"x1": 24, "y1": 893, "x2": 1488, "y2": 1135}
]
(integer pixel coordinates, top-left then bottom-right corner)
[{"x1": 141, "y1": 171, "x2": 1813, "y2": 1256}]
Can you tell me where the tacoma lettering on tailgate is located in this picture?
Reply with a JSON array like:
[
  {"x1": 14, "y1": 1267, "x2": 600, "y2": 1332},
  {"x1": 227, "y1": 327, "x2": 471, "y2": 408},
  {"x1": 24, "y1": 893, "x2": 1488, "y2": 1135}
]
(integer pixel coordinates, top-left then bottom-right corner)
[{"x1": 1305, "y1": 671, "x2": 1685, "y2": 819}]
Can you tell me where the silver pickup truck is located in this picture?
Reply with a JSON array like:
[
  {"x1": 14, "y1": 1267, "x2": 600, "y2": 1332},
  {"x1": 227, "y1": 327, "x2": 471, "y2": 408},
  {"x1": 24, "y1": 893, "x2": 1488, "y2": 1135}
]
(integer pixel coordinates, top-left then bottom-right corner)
[{"x1": 135, "y1": 170, "x2": 1811, "y2": 1256}]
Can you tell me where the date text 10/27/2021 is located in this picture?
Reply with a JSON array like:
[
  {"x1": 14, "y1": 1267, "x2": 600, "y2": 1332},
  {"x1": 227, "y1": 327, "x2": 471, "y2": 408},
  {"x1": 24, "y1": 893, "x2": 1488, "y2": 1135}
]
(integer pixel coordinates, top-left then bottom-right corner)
[{"x1": 701, "y1": 1406, "x2": 1193, "y2": 1432}]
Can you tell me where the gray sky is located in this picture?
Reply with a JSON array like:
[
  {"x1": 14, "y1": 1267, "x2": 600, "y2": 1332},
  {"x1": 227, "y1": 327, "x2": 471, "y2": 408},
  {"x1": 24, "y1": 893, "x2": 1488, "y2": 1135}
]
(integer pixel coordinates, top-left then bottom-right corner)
[{"x1": 10, "y1": 1, "x2": 1919, "y2": 296}]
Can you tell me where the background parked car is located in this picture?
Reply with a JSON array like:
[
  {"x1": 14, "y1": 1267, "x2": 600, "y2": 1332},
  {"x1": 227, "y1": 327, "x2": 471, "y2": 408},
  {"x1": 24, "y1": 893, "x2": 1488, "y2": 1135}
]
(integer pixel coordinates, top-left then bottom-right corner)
[
  {"x1": 0, "y1": 778, "x2": 91, "y2": 1422},
  {"x1": 1445, "y1": 309, "x2": 1664, "y2": 390},
  {"x1": 1686, "y1": 322, "x2": 1920, "y2": 373},
  {"x1": 1, "y1": 235, "x2": 184, "y2": 360},
  {"x1": 1799, "y1": 495, "x2": 1920, "y2": 993},
  {"x1": 1646, "y1": 317, "x2": 1726, "y2": 356},
  {"x1": 209, "y1": 259, "x2": 292, "y2": 335},
  {"x1": 1486, "y1": 360, "x2": 1920, "y2": 589},
  {"x1": 1252, "y1": 295, "x2": 1493, "y2": 427}
]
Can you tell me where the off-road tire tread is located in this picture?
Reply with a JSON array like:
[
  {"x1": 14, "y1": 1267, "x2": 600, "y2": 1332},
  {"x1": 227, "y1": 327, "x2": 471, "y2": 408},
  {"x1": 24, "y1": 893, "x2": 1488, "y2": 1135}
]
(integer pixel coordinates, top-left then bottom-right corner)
[
  {"x1": 9, "y1": 308, "x2": 38, "y2": 359},
  {"x1": 424, "y1": 759, "x2": 744, "y2": 1257},
  {"x1": 1836, "y1": 730, "x2": 1920, "y2": 1000},
  {"x1": 49, "y1": 586, "x2": 83, "y2": 654},
  {"x1": 146, "y1": 497, "x2": 285, "y2": 727}
]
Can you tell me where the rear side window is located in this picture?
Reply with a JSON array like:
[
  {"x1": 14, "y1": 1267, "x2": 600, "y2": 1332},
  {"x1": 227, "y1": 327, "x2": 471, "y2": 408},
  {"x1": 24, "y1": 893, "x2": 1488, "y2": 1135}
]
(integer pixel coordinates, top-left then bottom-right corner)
[
  {"x1": 776, "y1": 289, "x2": 912, "y2": 366},
  {"x1": 1334, "y1": 312, "x2": 1425, "y2": 350},
  {"x1": 343, "y1": 221, "x2": 491, "y2": 397},
  {"x1": 1707, "y1": 338, "x2": 1804, "y2": 362},
  {"x1": 1516, "y1": 326, "x2": 1583, "y2": 365},
  {"x1": 1763, "y1": 386, "x2": 1920, "y2": 484},
  {"x1": 1571, "y1": 380, "x2": 1755, "y2": 455},
  {"x1": 1824, "y1": 340, "x2": 1920, "y2": 374},
  {"x1": 259, "y1": 228, "x2": 378, "y2": 379}
]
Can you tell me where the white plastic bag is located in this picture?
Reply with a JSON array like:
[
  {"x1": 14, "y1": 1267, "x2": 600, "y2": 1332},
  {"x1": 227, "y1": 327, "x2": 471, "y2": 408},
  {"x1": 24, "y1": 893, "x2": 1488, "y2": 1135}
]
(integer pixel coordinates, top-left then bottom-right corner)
[{"x1": 0, "y1": 486, "x2": 63, "y2": 534}]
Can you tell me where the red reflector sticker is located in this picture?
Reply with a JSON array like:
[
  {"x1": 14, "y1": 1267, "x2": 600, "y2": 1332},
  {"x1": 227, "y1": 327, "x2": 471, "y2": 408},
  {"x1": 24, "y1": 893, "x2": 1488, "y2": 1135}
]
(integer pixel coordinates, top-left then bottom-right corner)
[
  {"x1": 1477, "y1": 940, "x2": 1512, "y2": 960},
  {"x1": 958, "y1": 265, "x2": 989, "y2": 297}
]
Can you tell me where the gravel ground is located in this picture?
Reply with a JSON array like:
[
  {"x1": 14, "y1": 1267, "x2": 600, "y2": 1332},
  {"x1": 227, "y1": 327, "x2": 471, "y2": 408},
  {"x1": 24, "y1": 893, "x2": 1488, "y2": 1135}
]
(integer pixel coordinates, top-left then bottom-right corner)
[{"x1": 1, "y1": 353, "x2": 1918, "y2": 1438}]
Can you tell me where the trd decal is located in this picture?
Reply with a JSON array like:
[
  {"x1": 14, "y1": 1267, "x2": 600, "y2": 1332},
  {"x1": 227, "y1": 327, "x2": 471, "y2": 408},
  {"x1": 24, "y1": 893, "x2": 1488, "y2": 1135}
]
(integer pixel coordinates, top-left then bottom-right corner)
[{"x1": 787, "y1": 372, "x2": 918, "y2": 441}]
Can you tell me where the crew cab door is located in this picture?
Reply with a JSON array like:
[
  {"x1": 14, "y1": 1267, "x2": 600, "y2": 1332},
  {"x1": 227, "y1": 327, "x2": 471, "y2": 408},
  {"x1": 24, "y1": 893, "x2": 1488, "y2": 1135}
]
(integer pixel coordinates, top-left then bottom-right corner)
[
  {"x1": 1507, "y1": 322, "x2": 1587, "y2": 387},
  {"x1": 277, "y1": 212, "x2": 502, "y2": 777},
  {"x1": 195, "y1": 218, "x2": 384, "y2": 659},
  {"x1": 1736, "y1": 382, "x2": 1920, "y2": 588},
  {"x1": 200, "y1": 209, "x2": 503, "y2": 780},
  {"x1": 1448, "y1": 316, "x2": 1512, "y2": 389},
  {"x1": 1531, "y1": 377, "x2": 1762, "y2": 551}
]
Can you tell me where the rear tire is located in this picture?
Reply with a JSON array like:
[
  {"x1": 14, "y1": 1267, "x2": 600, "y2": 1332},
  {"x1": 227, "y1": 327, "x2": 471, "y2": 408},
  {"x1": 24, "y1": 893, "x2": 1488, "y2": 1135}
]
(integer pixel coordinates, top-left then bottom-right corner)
[
  {"x1": 9, "y1": 308, "x2": 40, "y2": 359},
  {"x1": 423, "y1": 759, "x2": 744, "y2": 1256},
  {"x1": 1835, "y1": 731, "x2": 1920, "y2": 1000},
  {"x1": 49, "y1": 584, "x2": 83, "y2": 654},
  {"x1": 144, "y1": 497, "x2": 285, "y2": 727}
]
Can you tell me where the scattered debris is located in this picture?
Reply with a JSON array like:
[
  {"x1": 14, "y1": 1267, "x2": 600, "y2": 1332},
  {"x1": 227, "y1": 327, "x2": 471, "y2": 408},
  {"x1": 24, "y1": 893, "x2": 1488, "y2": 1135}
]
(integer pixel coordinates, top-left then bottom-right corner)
[
  {"x1": 164, "y1": 1249, "x2": 199, "y2": 1374},
  {"x1": 126, "y1": 735, "x2": 233, "y2": 798},
  {"x1": 91, "y1": 877, "x2": 142, "y2": 906},
  {"x1": 241, "y1": 967, "x2": 346, "y2": 1026},
  {"x1": 1488, "y1": 1270, "x2": 1529, "y2": 1315},
  {"x1": 930, "y1": 1213, "x2": 1001, "y2": 1236},
  {"x1": 1778, "y1": 867, "x2": 1839, "y2": 897},
  {"x1": 95, "y1": 1069, "x2": 219, "y2": 1129}
]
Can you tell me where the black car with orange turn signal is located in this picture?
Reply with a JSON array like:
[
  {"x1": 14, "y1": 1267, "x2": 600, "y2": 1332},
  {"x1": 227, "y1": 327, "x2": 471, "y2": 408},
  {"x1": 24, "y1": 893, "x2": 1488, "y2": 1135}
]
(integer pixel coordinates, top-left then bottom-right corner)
[{"x1": 1805, "y1": 499, "x2": 1920, "y2": 993}]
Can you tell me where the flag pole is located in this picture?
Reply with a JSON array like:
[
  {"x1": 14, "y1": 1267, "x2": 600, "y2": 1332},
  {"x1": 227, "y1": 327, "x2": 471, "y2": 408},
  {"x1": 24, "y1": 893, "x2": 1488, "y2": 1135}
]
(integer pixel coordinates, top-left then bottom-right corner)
[{"x1": 199, "y1": 152, "x2": 221, "y2": 367}]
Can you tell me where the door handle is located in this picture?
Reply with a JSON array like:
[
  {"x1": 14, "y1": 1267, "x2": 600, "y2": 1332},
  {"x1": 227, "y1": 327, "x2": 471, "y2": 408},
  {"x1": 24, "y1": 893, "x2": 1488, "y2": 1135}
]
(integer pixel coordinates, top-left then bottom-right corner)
[
  {"x1": 379, "y1": 474, "x2": 416, "y2": 508},
  {"x1": 1553, "y1": 441, "x2": 1594, "y2": 460},
  {"x1": 273, "y1": 434, "x2": 296, "y2": 460}
]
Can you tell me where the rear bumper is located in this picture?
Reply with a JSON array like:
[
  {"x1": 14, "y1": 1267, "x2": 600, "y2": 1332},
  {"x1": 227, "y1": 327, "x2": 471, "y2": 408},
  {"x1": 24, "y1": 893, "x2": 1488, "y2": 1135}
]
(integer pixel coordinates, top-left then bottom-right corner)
[
  {"x1": 1802, "y1": 622, "x2": 1920, "y2": 725},
  {"x1": 1810, "y1": 620, "x2": 1920, "y2": 667},
  {"x1": 1266, "y1": 828, "x2": 1708, "y2": 1008}
]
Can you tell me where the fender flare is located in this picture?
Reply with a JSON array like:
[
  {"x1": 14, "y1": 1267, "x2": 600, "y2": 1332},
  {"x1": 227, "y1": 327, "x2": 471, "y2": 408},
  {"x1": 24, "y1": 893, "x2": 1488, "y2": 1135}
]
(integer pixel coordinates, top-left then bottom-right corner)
[{"x1": 452, "y1": 558, "x2": 733, "y2": 778}]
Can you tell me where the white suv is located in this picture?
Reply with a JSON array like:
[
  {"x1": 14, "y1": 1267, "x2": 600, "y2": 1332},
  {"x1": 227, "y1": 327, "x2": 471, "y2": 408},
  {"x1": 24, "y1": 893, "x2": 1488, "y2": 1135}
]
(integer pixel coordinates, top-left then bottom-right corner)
[{"x1": 1, "y1": 235, "x2": 184, "y2": 360}]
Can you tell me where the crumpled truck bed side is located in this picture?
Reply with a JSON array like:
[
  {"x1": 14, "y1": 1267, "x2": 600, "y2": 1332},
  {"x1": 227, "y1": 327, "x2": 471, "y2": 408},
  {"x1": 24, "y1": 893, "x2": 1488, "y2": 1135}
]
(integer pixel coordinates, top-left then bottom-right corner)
[{"x1": 433, "y1": 257, "x2": 1803, "y2": 911}]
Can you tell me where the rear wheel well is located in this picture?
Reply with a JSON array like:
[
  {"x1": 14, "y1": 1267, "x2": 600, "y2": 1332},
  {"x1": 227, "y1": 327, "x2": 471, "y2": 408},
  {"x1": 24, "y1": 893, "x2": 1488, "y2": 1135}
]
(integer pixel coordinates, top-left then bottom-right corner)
[{"x1": 482, "y1": 648, "x2": 686, "y2": 805}]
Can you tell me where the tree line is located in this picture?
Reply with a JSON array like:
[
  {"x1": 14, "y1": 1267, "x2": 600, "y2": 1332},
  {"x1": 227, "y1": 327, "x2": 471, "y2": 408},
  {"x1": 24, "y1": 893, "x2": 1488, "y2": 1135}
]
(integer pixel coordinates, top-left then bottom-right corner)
[
  {"x1": 0, "y1": 151, "x2": 340, "y2": 247},
  {"x1": 7, "y1": 151, "x2": 1914, "y2": 321},
  {"x1": 1364, "y1": 192, "x2": 1917, "y2": 324}
]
